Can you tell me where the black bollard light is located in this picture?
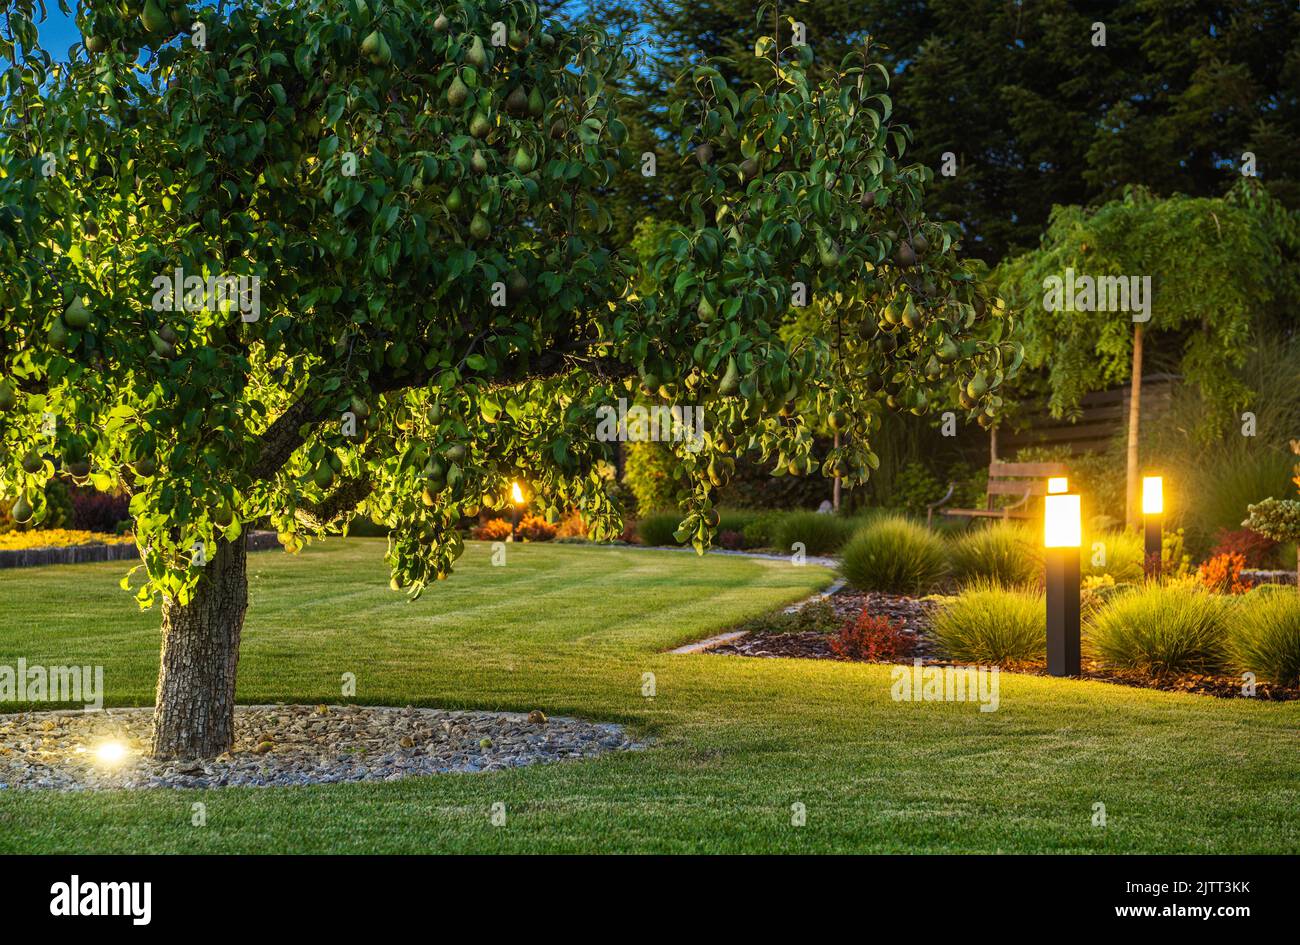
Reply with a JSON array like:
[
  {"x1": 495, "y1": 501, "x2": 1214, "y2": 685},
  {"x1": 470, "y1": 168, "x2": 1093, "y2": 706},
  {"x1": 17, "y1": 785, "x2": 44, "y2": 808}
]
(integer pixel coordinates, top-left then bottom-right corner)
[
  {"x1": 1044, "y1": 491, "x2": 1082, "y2": 678},
  {"x1": 1142, "y1": 475, "x2": 1163, "y2": 581}
]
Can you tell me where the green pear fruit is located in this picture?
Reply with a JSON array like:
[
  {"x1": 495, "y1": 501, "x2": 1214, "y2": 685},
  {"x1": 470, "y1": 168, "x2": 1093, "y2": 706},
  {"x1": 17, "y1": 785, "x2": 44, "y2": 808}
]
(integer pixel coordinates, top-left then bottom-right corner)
[
  {"x1": 508, "y1": 28, "x2": 528, "y2": 50},
  {"x1": 511, "y1": 145, "x2": 534, "y2": 173},
  {"x1": 84, "y1": 35, "x2": 107, "y2": 53},
  {"x1": 895, "y1": 241, "x2": 917, "y2": 267},
  {"x1": 11, "y1": 495, "x2": 33, "y2": 524},
  {"x1": 361, "y1": 30, "x2": 392, "y2": 66},
  {"x1": 140, "y1": 0, "x2": 169, "y2": 34},
  {"x1": 433, "y1": 13, "x2": 450, "y2": 32},
  {"x1": 467, "y1": 35, "x2": 487, "y2": 68},
  {"x1": 170, "y1": 4, "x2": 191, "y2": 29},
  {"x1": 469, "y1": 212, "x2": 491, "y2": 240},
  {"x1": 505, "y1": 86, "x2": 528, "y2": 115},
  {"x1": 860, "y1": 191, "x2": 876, "y2": 208},
  {"x1": 527, "y1": 87, "x2": 545, "y2": 117},
  {"x1": 739, "y1": 158, "x2": 759, "y2": 181},
  {"x1": 447, "y1": 73, "x2": 469, "y2": 107},
  {"x1": 697, "y1": 296, "x2": 715, "y2": 322},
  {"x1": 695, "y1": 143, "x2": 713, "y2": 166},
  {"x1": 134, "y1": 456, "x2": 157, "y2": 477},
  {"x1": 470, "y1": 149, "x2": 488, "y2": 174},
  {"x1": 507, "y1": 270, "x2": 529, "y2": 296},
  {"x1": 149, "y1": 330, "x2": 176, "y2": 359},
  {"x1": 901, "y1": 299, "x2": 920, "y2": 330},
  {"x1": 64, "y1": 296, "x2": 91, "y2": 329},
  {"x1": 48, "y1": 318, "x2": 70, "y2": 349},
  {"x1": 313, "y1": 464, "x2": 335, "y2": 490},
  {"x1": 0, "y1": 381, "x2": 15, "y2": 410},
  {"x1": 717, "y1": 356, "x2": 740, "y2": 395},
  {"x1": 67, "y1": 459, "x2": 91, "y2": 478},
  {"x1": 21, "y1": 452, "x2": 43, "y2": 474},
  {"x1": 469, "y1": 110, "x2": 492, "y2": 138},
  {"x1": 446, "y1": 186, "x2": 464, "y2": 213}
]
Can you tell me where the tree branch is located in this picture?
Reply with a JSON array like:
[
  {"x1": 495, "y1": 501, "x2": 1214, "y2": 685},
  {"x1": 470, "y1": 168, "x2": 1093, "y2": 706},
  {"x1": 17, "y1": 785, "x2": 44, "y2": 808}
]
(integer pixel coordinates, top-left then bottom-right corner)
[{"x1": 293, "y1": 474, "x2": 374, "y2": 530}]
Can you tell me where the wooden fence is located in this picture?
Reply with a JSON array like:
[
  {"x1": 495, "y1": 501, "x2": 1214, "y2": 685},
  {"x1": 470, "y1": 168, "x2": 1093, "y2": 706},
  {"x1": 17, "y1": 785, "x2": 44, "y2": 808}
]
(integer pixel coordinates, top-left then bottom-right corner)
[
  {"x1": 998, "y1": 373, "x2": 1178, "y2": 457},
  {"x1": 0, "y1": 530, "x2": 281, "y2": 570}
]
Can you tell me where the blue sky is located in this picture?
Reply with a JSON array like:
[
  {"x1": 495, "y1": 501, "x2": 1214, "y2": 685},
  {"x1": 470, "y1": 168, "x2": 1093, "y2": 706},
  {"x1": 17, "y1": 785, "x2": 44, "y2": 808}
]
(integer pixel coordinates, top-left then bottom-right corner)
[{"x1": 35, "y1": 2, "x2": 82, "y2": 59}]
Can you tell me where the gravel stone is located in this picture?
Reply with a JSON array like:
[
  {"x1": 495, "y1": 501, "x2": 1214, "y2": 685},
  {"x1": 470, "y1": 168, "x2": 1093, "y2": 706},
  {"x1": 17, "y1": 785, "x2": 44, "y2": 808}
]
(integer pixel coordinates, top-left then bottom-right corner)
[{"x1": 0, "y1": 705, "x2": 643, "y2": 792}]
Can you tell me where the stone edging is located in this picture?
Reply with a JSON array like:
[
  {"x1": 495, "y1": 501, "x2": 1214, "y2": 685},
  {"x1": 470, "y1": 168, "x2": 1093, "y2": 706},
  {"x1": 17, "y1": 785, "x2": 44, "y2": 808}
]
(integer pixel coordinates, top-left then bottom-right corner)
[{"x1": 666, "y1": 569, "x2": 845, "y2": 655}]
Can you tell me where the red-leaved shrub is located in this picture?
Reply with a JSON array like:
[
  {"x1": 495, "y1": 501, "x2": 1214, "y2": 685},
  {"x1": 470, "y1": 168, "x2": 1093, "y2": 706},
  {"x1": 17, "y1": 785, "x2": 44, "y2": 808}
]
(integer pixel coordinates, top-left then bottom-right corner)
[
  {"x1": 69, "y1": 488, "x2": 131, "y2": 533},
  {"x1": 718, "y1": 529, "x2": 745, "y2": 550},
  {"x1": 828, "y1": 610, "x2": 914, "y2": 662},
  {"x1": 1209, "y1": 527, "x2": 1278, "y2": 569},
  {"x1": 1197, "y1": 552, "x2": 1248, "y2": 595}
]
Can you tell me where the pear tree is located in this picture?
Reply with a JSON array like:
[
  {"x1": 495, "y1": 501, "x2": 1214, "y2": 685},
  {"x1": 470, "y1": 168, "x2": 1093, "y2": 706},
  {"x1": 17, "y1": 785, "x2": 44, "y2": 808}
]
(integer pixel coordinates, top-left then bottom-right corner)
[{"x1": 0, "y1": 0, "x2": 1013, "y2": 758}]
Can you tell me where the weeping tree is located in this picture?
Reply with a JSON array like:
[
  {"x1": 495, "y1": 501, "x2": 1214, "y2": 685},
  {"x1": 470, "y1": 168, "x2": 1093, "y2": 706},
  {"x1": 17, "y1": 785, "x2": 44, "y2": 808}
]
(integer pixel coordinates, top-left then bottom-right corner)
[
  {"x1": 997, "y1": 182, "x2": 1295, "y2": 530},
  {"x1": 0, "y1": 0, "x2": 1013, "y2": 758}
]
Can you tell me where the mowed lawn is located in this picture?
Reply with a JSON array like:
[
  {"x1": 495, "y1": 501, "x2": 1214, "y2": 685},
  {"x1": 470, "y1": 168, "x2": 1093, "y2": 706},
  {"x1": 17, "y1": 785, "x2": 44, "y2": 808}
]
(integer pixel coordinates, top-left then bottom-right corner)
[{"x1": 1, "y1": 539, "x2": 1298, "y2": 854}]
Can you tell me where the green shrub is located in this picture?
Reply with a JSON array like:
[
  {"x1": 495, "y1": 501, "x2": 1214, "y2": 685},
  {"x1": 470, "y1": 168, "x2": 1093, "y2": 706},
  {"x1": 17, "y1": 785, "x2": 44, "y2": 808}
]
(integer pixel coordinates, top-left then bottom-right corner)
[
  {"x1": 772, "y1": 511, "x2": 856, "y2": 556},
  {"x1": 949, "y1": 522, "x2": 1040, "y2": 586},
  {"x1": 1230, "y1": 591, "x2": 1300, "y2": 686},
  {"x1": 1087, "y1": 584, "x2": 1232, "y2": 676},
  {"x1": 930, "y1": 582, "x2": 1045, "y2": 664},
  {"x1": 717, "y1": 508, "x2": 760, "y2": 538},
  {"x1": 740, "y1": 510, "x2": 784, "y2": 548},
  {"x1": 623, "y1": 441, "x2": 683, "y2": 516},
  {"x1": 840, "y1": 516, "x2": 948, "y2": 593},
  {"x1": 636, "y1": 512, "x2": 683, "y2": 547},
  {"x1": 893, "y1": 461, "x2": 946, "y2": 514}
]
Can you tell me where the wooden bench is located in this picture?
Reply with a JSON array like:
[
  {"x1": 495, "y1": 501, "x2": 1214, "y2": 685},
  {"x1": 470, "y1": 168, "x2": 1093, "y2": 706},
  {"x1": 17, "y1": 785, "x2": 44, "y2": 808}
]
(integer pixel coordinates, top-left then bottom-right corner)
[{"x1": 927, "y1": 461, "x2": 1069, "y2": 527}]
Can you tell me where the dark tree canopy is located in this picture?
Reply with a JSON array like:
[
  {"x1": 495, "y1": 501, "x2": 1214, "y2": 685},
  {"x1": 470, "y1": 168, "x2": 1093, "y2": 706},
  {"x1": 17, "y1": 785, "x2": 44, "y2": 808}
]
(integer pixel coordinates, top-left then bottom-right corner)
[{"x1": 599, "y1": 0, "x2": 1300, "y2": 260}]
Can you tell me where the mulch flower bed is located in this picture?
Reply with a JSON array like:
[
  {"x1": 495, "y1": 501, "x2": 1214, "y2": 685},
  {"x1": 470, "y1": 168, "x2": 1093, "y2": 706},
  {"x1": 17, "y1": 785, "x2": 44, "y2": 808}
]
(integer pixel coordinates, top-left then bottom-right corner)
[
  {"x1": 707, "y1": 589, "x2": 1299, "y2": 701},
  {"x1": 711, "y1": 591, "x2": 939, "y2": 661}
]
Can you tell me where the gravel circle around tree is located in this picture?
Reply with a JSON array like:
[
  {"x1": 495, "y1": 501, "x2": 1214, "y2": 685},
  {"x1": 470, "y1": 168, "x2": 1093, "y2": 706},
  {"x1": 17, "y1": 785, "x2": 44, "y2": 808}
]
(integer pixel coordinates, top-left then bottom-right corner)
[{"x1": 0, "y1": 705, "x2": 643, "y2": 792}]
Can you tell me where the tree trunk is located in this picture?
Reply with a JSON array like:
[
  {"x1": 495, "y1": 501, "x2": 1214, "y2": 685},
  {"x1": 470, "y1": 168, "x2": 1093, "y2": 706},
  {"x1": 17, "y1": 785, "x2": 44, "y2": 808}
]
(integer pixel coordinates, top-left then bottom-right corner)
[
  {"x1": 1125, "y1": 323, "x2": 1144, "y2": 531},
  {"x1": 151, "y1": 536, "x2": 249, "y2": 759},
  {"x1": 832, "y1": 432, "x2": 842, "y2": 512}
]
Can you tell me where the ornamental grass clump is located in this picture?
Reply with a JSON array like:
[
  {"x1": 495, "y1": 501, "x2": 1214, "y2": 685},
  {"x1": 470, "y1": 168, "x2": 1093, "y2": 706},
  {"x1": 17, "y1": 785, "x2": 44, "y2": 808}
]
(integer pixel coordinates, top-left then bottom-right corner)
[
  {"x1": 1230, "y1": 589, "x2": 1300, "y2": 686},
  {"x1": 1087, "y1": 584, "x2": 1232, "y2": 676},
  {"x1": 839, "y1": 515, "x2": 947, "y2": 594},
  {"x1": 948, "y1": 522, "x2": 1040, "y2": 586},
  {"x1": 929, "y1": 581, "x2": 1045, "y2": 665}
]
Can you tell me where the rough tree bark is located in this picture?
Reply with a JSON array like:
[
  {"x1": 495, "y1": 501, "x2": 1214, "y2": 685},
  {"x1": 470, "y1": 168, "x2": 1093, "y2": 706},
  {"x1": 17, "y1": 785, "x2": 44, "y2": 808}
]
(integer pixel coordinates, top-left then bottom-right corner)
[
  {"x1": 1125, "y1": 322, "x2": 1144, "y2": 531},
  {"x1": 151, "y1": 536, "x2": 249, "y2": 759}
]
